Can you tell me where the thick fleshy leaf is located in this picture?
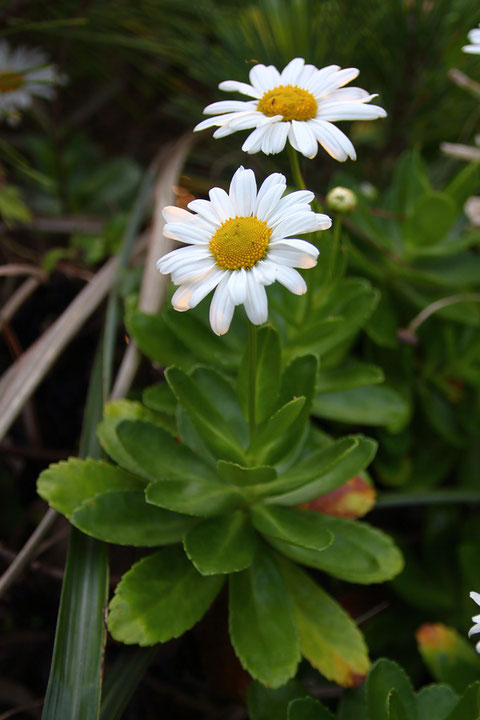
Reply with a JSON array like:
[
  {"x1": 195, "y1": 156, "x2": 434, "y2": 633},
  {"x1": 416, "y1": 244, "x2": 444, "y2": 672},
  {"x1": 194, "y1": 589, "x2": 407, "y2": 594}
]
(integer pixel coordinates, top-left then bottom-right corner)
[
  {"x1": 280, "y1": 559, "x2": 370, "y2": 687},
  {"x1": 316, "y1": 362, "x2": 384, "y2": 393},
  {"x1": 261, "y1": 436, "x2": 377, "y2": 505},
  {"x1": 164, "y1": 310, "x2": 239, "y2": 368},
  {"x1": 416, "y1": 624, "x2": 480, "y2": 693},
  {"x1": 443, "y1": 683, "x2": 480, "y2": 720},
  {"x1": 237, "y1": 326, "x2": 282, "y2": 423},
  {"x1": 115, "y1": 419, "x2": 213, "y2": 482},
  {"x1": 313, "y1": 385, "x2": 409, "y2": 432},
  {"x1": 146, "y1": 475, "x2": 245, "y2": 517},
  {"x1": 37, "y1": 458, "x2": 144, "y2": 517},
  {"x1": 166, "y1": 366, "x2": 247, "y2": 464},
  {"x1": 288, "y1": 697, "x2": 335, "y2": 720},
  {"x1": 184, "y1": 510, "x2": 258, "y2": 574},
  {"x1": 126, "y1": 310, "x2": 193, "y2": 370},
  {"x1": 416, "y1": 685, "x2": 458, "y2": 720},
  {"x1": 247, "y1": 397, "x2": 306, "y2": 466},
  {"x1": 107, "y1": 547, "x2": 224, "y2": 645},
  {"x1": 250, "y1": 506, "x2": 333, "y2": 552},
  {"x1": 98, "y1": 401, "x2": 175, "y2": 475},
  {"x1": 70, "y1": 490, "x2": 195, "y2": 546},
  {"x1": 338, "y1": 685, "x2": 368, "y2": 720},
  {"x1": 217, "y1": 460, "x2": 277, "y2": 487},
  {"x1": 229, "y1": 547, "x2": 300, "y2": 688},
  {"x1": 142, "y1": 383, "x2": 177, "y2": 415},
  {"x1": 270, "y1": 515, "x2": 404, "y2": 584},
  {"x1": 247, "y1": 680, "x2": 308, "y2": 720},
  {"x1": 366, "y1": 659, "x2": 417, "y2": 720}
]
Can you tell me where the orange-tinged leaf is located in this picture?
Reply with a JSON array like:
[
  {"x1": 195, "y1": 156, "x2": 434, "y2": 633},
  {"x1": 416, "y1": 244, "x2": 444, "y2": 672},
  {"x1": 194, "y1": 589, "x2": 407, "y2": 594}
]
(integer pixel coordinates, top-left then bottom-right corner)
[{"x1": 300, "y1": 475, "x2": 376, "y2": 519}]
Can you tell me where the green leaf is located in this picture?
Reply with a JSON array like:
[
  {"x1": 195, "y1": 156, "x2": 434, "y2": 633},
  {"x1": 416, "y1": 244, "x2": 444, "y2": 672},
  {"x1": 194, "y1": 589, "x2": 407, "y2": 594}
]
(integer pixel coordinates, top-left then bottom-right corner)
[
  {"x1": 416, "y1": 685, "x2": 458, "y2": 720},
  {"x1": 385, "y1": 149, "x2": 431, "y2": 217},
  {"x1": 37, "y1": 458, "x2": 144, "y2": 517},
  {"x1": 142, "y1": 383, "x2": 177, "y2": 415},
  {"x1": 288, "y1": 697, "x2": 335, "y2": 720},
  {"x1": 261, "y1": 435, "x2": 377, "y2": 505},
  {"x1": 126, "y1": 310, "x2": 193, "y2": 370},
  {"x1": 316, "y1": 362, "x2": 384, "y2": 393},
  {"x1": 313, "y1": 385, "x2": 409, "y2": 432},
  {"x1": 184, "y1": 510, "x2": 258, "y2": 574},
  {"x1": 237, "y1": 326, "x2": 282, "y2": 423},
  {"x1": 279, "y1": 559, "x2": 370, "y2": 687},
  {"x1": 445, "y1": 162, "x2": 479, "y2": 211},
  {"x1": 270, "y1": 515, "x2": 404, "y2": 584},
  {"x1": 166, "y1": 366, "x2": 246, "y2": 464},
  {"x1": 217, "y1": 460, "x2": 277, "y2": 487},
  {"x1": 100, "y1": 647, "x2": 156, "y2": 720},
  {"x1": 444, "y1": 682, "x2": 480, "y2": 720},
  {"x1": 247, "y1": 397, "x2": 306, "y2": 466},
  {"x1": 365, "y1": 291, "x2": 398, "y2": 348},
  {"x1": 229, "y1": 546, "x2": 300, "y2": 687},
  {"x1": 247, "y1": 681, "x2": 308, "y2": 720},
  {"x1": 405, "y1": 193, "x2": 457, "y2": 247},
  {"x1": 70, "y1": 490, "x2": 195, "y2": 546},
  {"x1": 98, "y1": 401, "x2": 175, "y2": 474},
  {"x1": 366, "y1": 659, "x2": 417, "y2": 720},
  {"x1": 338, "y1": 685, "x2": 368, "y2": 720},
  {"x1": 163, "y1": 310, "x2": 239, "y2": 368},
  {"x1": 250, "y1": 506, "x2": 333, "y2": 552},
  {"x1": 416, "y1": 624, "x2": 480, "y2": 693},
  {"x1": 108, "y1": 547, "x2": 224, "y2": 645},
  {"x1": 146, "y1": 474, "x2": 245, "y2": 517}
]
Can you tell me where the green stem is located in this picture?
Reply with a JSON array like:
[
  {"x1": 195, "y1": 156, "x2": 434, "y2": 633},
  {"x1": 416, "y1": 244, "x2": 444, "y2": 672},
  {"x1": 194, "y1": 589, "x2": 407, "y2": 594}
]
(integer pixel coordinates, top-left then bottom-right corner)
[
  {"x1": 328, "y1": 214, "x2": 342, "y2": 285},
  {"x1": 287, "y1": 144, "x2": 306, "y2": 190},
  {"x1": 375, "y1": 490, "x2": 480, "y2": 509},
  {"x1": 248, "y1": 321, "x2": 257, "y2": 442}
]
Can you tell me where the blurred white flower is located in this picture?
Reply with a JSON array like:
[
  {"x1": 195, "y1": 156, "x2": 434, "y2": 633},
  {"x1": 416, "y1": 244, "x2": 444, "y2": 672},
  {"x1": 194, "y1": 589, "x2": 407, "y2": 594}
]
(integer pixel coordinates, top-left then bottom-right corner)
[
  {"x1": 464, "y1": 196, "x2": 480, "y2": 227},
  {"x1": 0, "y1": 41, "x2": 64, "y2": 123},
  {"x1": 157, "y1": 166, "x2": 331, "y2": 335},
  {"x1": 194, "y1": 57, "x2": 386, "y2": 161},
  {"x1": 463, "y1": 26, "x2": 480, "y2": 54},
  {"x1": 468, "y1": 591, "x2": 480, "y2": 653}
]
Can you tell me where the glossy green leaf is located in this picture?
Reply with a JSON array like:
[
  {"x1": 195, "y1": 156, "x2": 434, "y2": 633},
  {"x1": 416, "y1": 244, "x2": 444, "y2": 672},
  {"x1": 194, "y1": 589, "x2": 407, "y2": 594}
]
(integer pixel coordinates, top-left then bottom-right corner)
[
  {"x1": 166, "y1": 366, "x2": 246, "y2": 463},
  {"x1": 262, "y1": 435, "x2": 377, "y2": 505},
  {"x1": 108, "y1": 547, "x2": 224, "y2": 645},
  {"x1": 250, "y1": 506, "x2": 333, "y2": 552},
  {"x1": 70, "y1": 490, "x2": 195, "y2": 546},
  {"x1": 246, "y1": 680, "x2": 308, "y2": 720},
  {"x1": 125, "y1": 310, "x2": 193, "y2": 370},
  {"x1": 388, "y1": 689, "x2": 411, "y2": 720},
  {"x1": 270, "y1": 515, "x2": 403, "y2": 584},
  {"x1": 237, "y1": 326, "x2": 282, "y2": 423},
  {"x1": 142, "y1": 383, "x2": 177, "y2": 415},
  {"x1": 288, "y1": 697, "x2": 335, "y2": 720},
  {"x1": 247, "y1": 397, "x2": 306, "y2": 466},
  {"x1": 115, "y1": 419, "x2": 213, "y2": 482},
  {"x1": 444, "y1": 682, "x2": 480, "y2": 720},
  {"x1": 164, "y1": 310, "x2": 239, "y2": 368},
  {"x1": 338, "y1": 685, "x2": 368, "y2": 720},
  {"x1": 280, "y1": 559, "x2": 370, "y2": 687},
  {"x1": 416, "y1": 685, "x2": 458, "y2": 720},
  {"x1": 405, "y1": 192, "x2": 456, "y2": 247},
  {"x1": 217, "y1": 460, "x2": 277, "y2": 487},
  {"x1": 184, "y1": 510, "x2": 258, "y2": 574},
  {"x1": 313, "y1": 385, "x2": 409, "y2": 432},
  {"x1": 366, "y1": 659, "x2": 417, "y2": 720},
  {"x1": 37, "y1": 458, "x2": 144, "y2": 517},
  {"x1": 316, "y1": 362, "x2": 384, "y2": 393},
  {"x1": 146, "y1": 474, "x2": 245, "y2": 517},
  {"x1": 229, "y1": 547, "x2": 300, "y2": 687}
]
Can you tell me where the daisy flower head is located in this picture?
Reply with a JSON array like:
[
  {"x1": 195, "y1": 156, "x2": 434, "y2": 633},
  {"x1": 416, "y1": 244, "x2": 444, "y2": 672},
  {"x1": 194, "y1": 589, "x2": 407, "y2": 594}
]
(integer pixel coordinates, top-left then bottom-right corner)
[
  {"x1": 157, "y1": 166, "x2": 332, "y2": 335},
  {"x1": 0, "y1": 40, "x2": 64, "y2": 124},
  {"x1": 468, "y1": 591, "x2": 480, "y2": 653},
  {"x1": 194, "y1": 58, "x2": 387, "y2": 161},
  {"x1": 463, "y1": 26, "x2": 480, "y2": 55}
]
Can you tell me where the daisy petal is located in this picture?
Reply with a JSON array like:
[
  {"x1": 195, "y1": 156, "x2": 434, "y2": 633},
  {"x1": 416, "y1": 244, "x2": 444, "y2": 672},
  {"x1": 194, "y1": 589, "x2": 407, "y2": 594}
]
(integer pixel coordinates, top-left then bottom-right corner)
[
  {"x1": 309, "y1": 119, "x2": 356, "y2": 161},
  {"x1": 280, "y1": 57, "x2": 305, "y2": 84},
  {"x1": 208, "y1": 187, "x2": 236, "y2": 222},
  {"x1": 162, "y1": 206, "x2": 195, "y2": 224},
  {"x1": 255, "y1": 172, "x2": 286, "y2": 213},
  {"x1": 255, "y1": 180, "x2": 288, "y2": 222},
  {"x1": 219, "y1": 80, "x2": 261, "y2": 98},
  {"x1": 172, "y1": 268, "x2": 225, "y2": 311},
  {"x1": 249, "y1": 64, "x2": 281, "y2": 93},
  {"x1": 209, "y1": 276, "x2": 235, "y2": 335},
  {"x1": 274, "y1": 265, "x2": 307, "y2": 294},
  {"x1": 269, "y1": 238, "x2": 319, "y2": 268},
  {"x1": 187, "y1": 198, "x2": 223, "y2": 226},
  {"x1": 242, "y1": 124, "x2": 272, "y2": 154},
  {"x1": 203, "y1": 99, "x2": 256, "y2": 115},
  {"x1": 471, "y1": 591, "x2": 480, "y2": 606},
  {"x1": 163, "y1": 221, "x2": 212, "y2": 245},
  {"x1": 288, "y1": 119, "x2": 319, "y2": 158},
  {"x1": 227, "y1": 268, "x2": 248, "y2": 304},
  {"x1": 244, "y1": 272, "x2": 268, "y2": 325},
  {"x1": 229, "y1": 166, "x2": 257, "y2": 216},
  {"x1": 317, "y1": 101, "x2": 387, "y2": 121}
]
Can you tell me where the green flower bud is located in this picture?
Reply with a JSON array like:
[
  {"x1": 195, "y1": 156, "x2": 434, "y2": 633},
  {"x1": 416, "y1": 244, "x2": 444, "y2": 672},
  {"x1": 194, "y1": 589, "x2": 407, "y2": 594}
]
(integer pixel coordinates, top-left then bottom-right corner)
[{"x1": 326, "y1": 186, "x2": 357, "y2": 213}]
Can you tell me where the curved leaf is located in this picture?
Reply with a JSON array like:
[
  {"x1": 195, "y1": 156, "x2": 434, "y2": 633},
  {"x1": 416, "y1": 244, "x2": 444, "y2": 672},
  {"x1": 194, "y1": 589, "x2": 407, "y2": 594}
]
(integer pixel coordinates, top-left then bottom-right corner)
[{"x1": 184, "y1": 510, "x2": 258, "y2": 574}]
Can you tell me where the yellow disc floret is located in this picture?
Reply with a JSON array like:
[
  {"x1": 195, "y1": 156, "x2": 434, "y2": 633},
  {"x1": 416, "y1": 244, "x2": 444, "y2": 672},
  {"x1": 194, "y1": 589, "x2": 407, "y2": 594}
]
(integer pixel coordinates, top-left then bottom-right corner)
[
  {"x1": 257, "y1": 84, "x2": 317, "y2": 122},
  {"x1": 0, "y1": 70, "x2": 24, "y2": 93},
  {"x1": 209, "y1": 216, "x2": 271, "y2": 270}
]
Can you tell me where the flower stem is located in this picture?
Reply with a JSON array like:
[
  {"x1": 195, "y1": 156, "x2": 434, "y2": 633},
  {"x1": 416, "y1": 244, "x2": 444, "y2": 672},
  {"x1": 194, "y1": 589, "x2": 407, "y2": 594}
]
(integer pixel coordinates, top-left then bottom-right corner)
[
  {"x1": 248, "y1": 321, "x2": 257, "y2": 441},
  {"x1": 287, "y1": 144, "x2": 306, "y2": 190}
]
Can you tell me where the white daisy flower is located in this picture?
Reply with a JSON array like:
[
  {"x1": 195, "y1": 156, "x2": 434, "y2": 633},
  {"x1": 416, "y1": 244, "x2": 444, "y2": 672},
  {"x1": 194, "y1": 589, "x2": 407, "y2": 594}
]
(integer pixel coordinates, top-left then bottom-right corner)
[
  {"x1": 194, "y1": 57, "x2": 387, "y2": 161},
  {"x1": 463, "y1": 26, "x2": 480, "y2": 55},
  {"x1": 0, "y1": 40, "x2": 64, "y2": 123},
  {"x1": 469, "y1": 591, "x2": 480, "y2": 653},
  {"x1": 157, "y1": 166, "x2": 331, "y2": 335}
]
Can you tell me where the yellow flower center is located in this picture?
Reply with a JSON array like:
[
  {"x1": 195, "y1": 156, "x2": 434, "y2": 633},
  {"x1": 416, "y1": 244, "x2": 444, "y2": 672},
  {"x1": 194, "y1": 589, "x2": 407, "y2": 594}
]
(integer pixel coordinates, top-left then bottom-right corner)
[
  {"x1": 257, "y1": 84, "x2": 317, "y2": 122},
  {"x1": 0, "y1": 70, "x2": 24, "y2": 93},
  {"x1": 209, "y1": 215, "x2": 271, "y2": 270}
]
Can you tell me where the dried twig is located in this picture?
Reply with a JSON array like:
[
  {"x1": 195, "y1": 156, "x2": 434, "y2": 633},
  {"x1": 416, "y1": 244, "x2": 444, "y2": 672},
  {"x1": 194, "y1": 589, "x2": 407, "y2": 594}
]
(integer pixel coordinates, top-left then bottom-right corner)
[
  {"x1": 0, "y1": 264, "x2": 47, "y2": 280},
  {"x1": 0, "y1": 277, "x2": 42, "y2": 328},
  {"x1": 440, "y1": 142, "x2": 480, "y2": 162}
]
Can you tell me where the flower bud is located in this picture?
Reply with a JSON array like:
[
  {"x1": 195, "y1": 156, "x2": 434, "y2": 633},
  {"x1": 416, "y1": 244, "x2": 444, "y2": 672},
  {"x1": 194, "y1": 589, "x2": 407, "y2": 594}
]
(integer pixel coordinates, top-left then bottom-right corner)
[{"x1": 326, "y1": 186, "x2": 357, "y2": 214}]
